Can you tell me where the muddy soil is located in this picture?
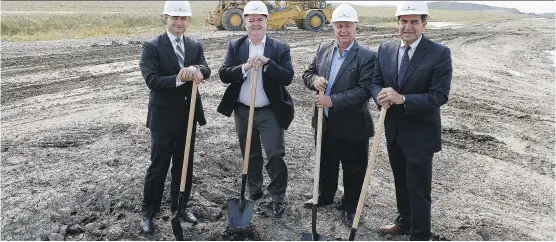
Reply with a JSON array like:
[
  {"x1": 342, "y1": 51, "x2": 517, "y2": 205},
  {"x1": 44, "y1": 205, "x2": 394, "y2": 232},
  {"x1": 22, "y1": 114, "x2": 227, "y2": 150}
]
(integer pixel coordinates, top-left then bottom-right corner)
[{"x1": 1, "y1": 18, "x2": 554, "y2": 241}]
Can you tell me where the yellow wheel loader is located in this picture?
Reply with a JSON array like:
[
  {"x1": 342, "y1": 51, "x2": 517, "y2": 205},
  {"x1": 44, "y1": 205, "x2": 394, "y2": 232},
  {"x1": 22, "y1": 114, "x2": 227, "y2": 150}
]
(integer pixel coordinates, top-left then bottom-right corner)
[{"x1": 205, "y1": 0, "x2": 332, "y2": 31}]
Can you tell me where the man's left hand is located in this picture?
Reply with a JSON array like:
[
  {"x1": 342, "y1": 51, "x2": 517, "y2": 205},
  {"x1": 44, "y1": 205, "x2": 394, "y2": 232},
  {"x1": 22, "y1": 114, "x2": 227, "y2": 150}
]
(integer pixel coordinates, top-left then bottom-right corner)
[
  {"x1": 378, "y1": 87, "x2": 404, "y2": 105},
  {"x1": 192, "y1": 70, "x2": 205, "y2": 85},
  {"x1": 248, "y1": 53, "x2": 268, "y2": 69},
  {"x1": 315, "y1": 94, "x2": 333, "y2": 108}
]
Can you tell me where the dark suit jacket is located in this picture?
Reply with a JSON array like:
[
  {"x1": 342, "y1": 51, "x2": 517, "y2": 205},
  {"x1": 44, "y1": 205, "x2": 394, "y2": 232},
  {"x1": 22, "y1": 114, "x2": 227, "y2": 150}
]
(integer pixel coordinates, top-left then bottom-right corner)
[
  {"x1": 139, "y1": 32, "x2": 210, "y2": 144},
  {"x1": 217, "y1": 35, "x2": 295, "y2": 130},
  {"x1": 370, "y1": 35, "x2": 452, "y2": 157},
  {"x1": 303, "y1": 40, "x2": 376, "y2": 141}
]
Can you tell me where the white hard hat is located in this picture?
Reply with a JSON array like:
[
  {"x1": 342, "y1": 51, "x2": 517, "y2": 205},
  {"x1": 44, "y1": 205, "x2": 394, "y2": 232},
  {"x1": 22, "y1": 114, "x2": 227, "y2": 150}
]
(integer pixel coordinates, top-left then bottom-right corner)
[
  {"x1": 162, "y1": 1, "x2": 192, "y2": 17},
  {"x1": 243, "y1": 1, "x2": 269, "y2": 16},
  {"x1": 395, "y1": 1, "x2": 429, "y2": 17},
  {"x1": 331, "y1": 3, "x2": 358, "y2": 23}
]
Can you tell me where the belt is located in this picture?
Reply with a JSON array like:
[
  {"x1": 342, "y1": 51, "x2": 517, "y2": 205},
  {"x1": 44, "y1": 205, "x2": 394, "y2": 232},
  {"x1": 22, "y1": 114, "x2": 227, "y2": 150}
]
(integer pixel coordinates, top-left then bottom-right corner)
[{"x1": 237, "y1": 102, "x2": 271, "y2": 110}]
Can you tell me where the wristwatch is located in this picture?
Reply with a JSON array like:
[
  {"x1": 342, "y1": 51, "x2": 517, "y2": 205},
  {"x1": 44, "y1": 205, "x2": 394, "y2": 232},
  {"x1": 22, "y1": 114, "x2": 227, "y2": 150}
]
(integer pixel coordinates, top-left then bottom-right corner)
[{"x1": 402, "y1": 95, "x2": 406, "y2": 104}]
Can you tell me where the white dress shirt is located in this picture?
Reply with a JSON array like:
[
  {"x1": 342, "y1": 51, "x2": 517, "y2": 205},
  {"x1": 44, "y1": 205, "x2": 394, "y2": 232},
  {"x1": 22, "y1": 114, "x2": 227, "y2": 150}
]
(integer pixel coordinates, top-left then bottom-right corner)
[
  {"x1": 398, "y1": 34, "x2": 423, "y2": 73},
  {"x1": 238, "y1": 35, "x2": 270, "y2": 107}
]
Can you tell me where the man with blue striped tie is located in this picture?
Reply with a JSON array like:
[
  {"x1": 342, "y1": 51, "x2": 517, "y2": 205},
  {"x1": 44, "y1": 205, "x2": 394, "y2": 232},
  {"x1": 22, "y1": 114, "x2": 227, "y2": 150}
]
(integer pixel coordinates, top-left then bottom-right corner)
[{"x1": 138, "y1": 0, "x2": 210, "y2": 234}]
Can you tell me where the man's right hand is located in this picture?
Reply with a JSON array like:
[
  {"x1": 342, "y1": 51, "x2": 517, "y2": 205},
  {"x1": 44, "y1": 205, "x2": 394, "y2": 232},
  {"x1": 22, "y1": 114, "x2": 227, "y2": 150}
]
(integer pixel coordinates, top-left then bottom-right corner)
[{"x1": 313, "y1": 76, "x2": 328, "y2": 92}]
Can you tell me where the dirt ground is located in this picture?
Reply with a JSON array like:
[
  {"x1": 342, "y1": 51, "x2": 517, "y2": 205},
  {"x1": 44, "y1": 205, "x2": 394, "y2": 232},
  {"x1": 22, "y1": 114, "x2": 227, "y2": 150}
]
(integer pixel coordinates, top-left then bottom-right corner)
[{"x1": 1, "y1": 18, "x2": 554, "y2": 241}]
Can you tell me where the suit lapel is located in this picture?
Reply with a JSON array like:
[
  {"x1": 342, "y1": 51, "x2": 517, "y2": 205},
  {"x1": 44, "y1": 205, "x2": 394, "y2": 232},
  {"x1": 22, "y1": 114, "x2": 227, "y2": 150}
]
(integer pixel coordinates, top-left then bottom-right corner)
[
  {"x1": 182, "y1": 36, "x2": 192, "y2": 67},
  {"x1": 391, "y1": 39, "x2": 401, "y2": 90},
  {"x1": 322, "y1": 41, "x2": 335, "y2": 80},
  {"x1": 240, "y1": 37, "x2": 249, "y2": 65},
  {"x1": 331, "y1": 42, "x2": 359, "y2": 89},
  {"x1": 399, "y1": 36, "x2": 428, "y2": 91},
  {"x1": 162, "y1": 33, "x2": 181, "y2": 72},
  {"x1": 263, "y1": 36, "x2": 274, "y2": 61}
]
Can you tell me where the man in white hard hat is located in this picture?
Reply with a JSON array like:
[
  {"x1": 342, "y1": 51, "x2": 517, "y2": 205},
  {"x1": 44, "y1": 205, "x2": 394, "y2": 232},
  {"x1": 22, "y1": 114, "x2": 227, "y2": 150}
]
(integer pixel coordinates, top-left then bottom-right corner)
[
  {"x1": 217, "y1": 1, "x2": 294, "y2": 218},
  {"x1": 302, "y1": 3, "x2": 376, "y2": 227},
  {"x1": 370, "y1": 1, "x2": 452, "y2": 240},
  {"x1": 139, "y1": 0, "x2": 210, "y2": 234}
]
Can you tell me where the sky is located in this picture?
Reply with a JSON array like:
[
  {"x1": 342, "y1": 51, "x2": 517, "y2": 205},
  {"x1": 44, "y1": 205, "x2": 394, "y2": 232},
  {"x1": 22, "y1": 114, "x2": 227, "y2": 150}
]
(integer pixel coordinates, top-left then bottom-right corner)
[{"x1": 328, "y1": 1, "x2": 556, "y2": 14}]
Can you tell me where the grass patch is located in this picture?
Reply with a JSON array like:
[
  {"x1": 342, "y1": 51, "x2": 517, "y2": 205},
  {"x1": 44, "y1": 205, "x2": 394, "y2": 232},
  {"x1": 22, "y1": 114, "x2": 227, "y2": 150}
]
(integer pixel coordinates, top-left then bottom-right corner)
[
  {"x1": 1, "y1": 1, "x2": 217, "y2": 41},
  {"x1": 354, "y1": 5, "x2": 528, "y2": 26},
  {"x1": 1, "y1": 1, "x2": 529, "y2": 41}
]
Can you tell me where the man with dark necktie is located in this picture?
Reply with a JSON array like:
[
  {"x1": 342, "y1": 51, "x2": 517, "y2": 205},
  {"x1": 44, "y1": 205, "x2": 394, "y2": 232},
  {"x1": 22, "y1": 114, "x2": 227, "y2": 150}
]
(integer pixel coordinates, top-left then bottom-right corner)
[
  {"x1": 138, "y1": 0, "x2": 210, "y2": 234},
  {"x1": 370, "y1": 1, "x2": 453, "y2": 240}
]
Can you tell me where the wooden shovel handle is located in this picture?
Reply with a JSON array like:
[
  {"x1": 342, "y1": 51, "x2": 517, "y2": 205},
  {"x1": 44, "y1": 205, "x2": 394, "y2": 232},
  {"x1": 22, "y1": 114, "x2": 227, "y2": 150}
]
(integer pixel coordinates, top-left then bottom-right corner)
[
  {"x1": 242, "y1": 67, "x2": 259, "y2": 175},
  {"x1": 313, "y1": 90, "x2": 324, "y2": 204},
  {"x1": 179, "y1": 82, "x2": 198, "y2": 192},
  {"x1": 352, "y1": 107, "x2": 387, "y2": 228}
]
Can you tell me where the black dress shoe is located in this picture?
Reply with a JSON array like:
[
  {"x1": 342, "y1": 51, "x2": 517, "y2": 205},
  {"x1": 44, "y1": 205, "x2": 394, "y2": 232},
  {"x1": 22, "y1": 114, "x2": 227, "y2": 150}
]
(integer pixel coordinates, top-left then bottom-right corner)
[
  {"x1": 179, "y1": 209, "x2": 198, "y2": 224},
  {"x1": 249, "y1": 192, "x2": 263, "y2": 201},
  {"x1": 303, "y1": 198, "x2": 333, "y2": 209},
  {"x1": 272, "y1": 201, "x2": 285, "y2": 217},
  {"x1": 341, "y1": 210, "x2": 355, "y2": 227},
  {"x1": 140, "y1": 219, "x2": 154, "y2": 234}
]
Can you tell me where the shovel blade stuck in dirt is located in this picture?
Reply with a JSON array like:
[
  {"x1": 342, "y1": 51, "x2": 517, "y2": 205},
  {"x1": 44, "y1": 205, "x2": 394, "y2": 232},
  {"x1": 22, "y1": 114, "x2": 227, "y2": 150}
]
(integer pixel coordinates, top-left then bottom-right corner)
[
  {"x1": 301, "y1": 205, "x2": 328, "y2": 241},
  {"x1": 227, "y1": 197, "x2": 255, "y2": 228},
  {"x1": 171, "y1": 211, "x2": 185, "y2": 241},
  {"x1": 301, "y1": 232, "x2": 327, "y2": 241},
  {"x1": 228, "y1": 69, "x2": 259, "y2": 229},
  {"x1": 301, "y1": 101, "x2": 328, "y2": 241},
  {"x1": 171, "y1": 83, "x2": 198, "y2": 241}
]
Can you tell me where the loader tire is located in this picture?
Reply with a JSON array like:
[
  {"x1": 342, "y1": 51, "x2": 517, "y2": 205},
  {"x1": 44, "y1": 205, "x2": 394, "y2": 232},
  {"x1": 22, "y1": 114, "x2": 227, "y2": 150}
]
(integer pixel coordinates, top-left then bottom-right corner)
[
  {"x1": 303, "y1": 11, "x2": 326, "y2": 31},
  {"x1": 222, "y1": 8, "x2": 244, "y2": 31}
]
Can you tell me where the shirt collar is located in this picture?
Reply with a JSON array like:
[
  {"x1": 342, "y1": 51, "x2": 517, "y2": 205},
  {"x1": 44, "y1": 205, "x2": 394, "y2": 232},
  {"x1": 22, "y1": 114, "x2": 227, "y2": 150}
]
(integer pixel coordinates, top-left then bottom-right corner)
[
  {"x1": 336, "y1": 40, "x2": 355, "y2": 53},
  {"x1": 248, "y1": 35, "x2": 267, "y2": 46},
  {"x1": 167, "y1": 31, "x2": 183, "y2": 43},
  {"x1": 400, "y1": 34, "x2": 422, "y2": 50}
]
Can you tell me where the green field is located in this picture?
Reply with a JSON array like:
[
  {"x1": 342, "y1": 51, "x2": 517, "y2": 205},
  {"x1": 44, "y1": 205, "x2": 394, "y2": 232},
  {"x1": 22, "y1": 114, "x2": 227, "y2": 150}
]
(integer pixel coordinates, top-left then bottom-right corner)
[{"x1": 1, "y1": 1, "x2": 528, "y2": 41}]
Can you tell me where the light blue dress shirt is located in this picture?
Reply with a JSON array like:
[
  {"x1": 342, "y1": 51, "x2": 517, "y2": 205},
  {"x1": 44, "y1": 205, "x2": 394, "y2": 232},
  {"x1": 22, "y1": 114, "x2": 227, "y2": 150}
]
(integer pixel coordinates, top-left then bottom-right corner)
[{"x1": 325, "y1": 41, "x2": 353, "y2": 117}]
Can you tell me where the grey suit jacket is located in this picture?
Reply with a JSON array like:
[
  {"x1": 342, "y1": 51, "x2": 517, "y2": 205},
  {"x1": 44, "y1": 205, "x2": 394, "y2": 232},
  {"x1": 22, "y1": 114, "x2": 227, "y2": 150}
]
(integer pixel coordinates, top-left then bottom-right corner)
[
  {"x1": 370, "y1": 35, "x2": 452, "y2": 157},
  {"x1": 303, "y1": 40, "x2": 376, "y2": 141}
]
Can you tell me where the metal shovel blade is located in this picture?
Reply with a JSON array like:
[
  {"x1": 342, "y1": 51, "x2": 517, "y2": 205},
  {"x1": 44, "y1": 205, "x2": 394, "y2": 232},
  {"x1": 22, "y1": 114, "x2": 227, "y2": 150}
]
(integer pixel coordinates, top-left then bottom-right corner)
[
  {"x1": 301, "y1": 232, "x2": 328, "y2": 241},
  {"x1": 227, "y1": 198, "x2": 254, "y2": 228},
  {"x1": 171, "y1": 211, "x2": 184, "y2": 241}
]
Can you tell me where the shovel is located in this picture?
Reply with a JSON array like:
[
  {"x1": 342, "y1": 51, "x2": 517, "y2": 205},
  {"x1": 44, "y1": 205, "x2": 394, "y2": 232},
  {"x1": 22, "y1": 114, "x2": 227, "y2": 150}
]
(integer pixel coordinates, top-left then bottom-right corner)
[
  {"x1": 348, "y1": 107, "x2": 387, "y2": 241},
  {"x1": 171, "y1": 82, "x2": 199, "y2": 241},
  {"x1": 228, "y1": 66, "x2": 259, "y2": 228},
  {"x1": 301, "y1": 90, "x2": 327, "y2": 241}
]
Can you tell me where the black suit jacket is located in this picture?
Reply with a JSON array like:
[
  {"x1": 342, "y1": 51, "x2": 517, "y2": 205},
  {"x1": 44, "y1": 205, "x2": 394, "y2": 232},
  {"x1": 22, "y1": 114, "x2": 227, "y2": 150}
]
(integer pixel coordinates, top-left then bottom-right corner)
[
  {"x1": 303, "y1": 40, "x2": 376, "y2": 141},
  {"x1": 139, "y1": 33, "x2": 210, "y2": 144},
  {"x1": 371, "y1": 35, "x2": 452, "y2": 157},
  {"x1": 217, "y1": 35, "x2": 295, "y2": 130}
]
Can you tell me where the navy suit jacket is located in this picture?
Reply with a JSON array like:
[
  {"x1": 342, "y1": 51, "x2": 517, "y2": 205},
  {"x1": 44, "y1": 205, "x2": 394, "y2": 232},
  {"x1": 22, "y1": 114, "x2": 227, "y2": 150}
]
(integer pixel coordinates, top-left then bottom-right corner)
[
  {"x1": 139, "y1": 33, "x2": 210, "y2": 144},
  {"x1": 217, "y1": 35, "x2": 295, "y2": 130},
  {"x1": 371, "y1": 35, "x2": 452, "y2": 157}
]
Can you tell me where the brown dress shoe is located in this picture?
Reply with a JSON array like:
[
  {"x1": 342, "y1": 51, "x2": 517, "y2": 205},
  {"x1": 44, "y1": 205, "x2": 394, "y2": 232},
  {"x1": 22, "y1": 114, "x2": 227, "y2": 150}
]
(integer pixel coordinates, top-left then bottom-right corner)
[{"x1": 379, "y1": 223, "x2": 410, "y2": 235}]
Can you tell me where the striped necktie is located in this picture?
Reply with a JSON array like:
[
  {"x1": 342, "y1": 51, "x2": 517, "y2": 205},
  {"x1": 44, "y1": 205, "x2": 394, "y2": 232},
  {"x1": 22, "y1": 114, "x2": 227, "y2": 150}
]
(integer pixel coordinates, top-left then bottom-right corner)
[
  {"x1": 175, "y1": 37, "x2": 185, "y2": 68},
  {"x1": 398, "y1": 45, "x2": 411, "y2": 88}
]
